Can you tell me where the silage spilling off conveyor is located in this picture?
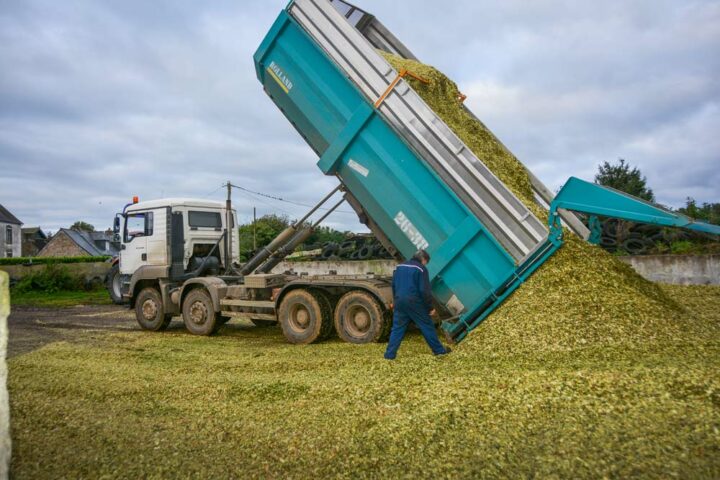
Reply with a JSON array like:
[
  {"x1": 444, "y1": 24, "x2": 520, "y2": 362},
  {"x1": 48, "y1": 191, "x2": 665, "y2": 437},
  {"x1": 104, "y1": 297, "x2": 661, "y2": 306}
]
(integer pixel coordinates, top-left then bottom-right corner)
[{"x1": 381, "y1": 53, "x2": 693, "y2": 350}]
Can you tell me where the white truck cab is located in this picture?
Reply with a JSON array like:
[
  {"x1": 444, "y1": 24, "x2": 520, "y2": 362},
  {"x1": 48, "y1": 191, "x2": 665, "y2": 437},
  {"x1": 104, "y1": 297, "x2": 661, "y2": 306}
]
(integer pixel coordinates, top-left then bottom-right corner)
[
  {"x1": 120, "y1": 198, "x2": 238, "y2": 276},
  {"x1": 110, "y1": 198, "x2": 238, "y2": 305}
]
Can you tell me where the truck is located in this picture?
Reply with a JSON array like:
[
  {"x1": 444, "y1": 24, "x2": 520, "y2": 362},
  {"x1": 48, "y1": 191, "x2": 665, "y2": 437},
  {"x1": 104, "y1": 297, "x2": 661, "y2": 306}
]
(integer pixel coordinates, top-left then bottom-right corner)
[
  {"x1": 114, "y1": 187, "x2": 400, "y2": 344},
  {"x1": 115, "y1": 0, "x2": 720, "y2": 346}
]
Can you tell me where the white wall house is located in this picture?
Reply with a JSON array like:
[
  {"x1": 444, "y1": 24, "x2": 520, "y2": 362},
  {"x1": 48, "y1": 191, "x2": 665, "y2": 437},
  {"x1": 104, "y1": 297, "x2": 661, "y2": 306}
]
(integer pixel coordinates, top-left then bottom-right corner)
[{"x1": 0, "y1": 205, "x2": 22, "y2": 258}]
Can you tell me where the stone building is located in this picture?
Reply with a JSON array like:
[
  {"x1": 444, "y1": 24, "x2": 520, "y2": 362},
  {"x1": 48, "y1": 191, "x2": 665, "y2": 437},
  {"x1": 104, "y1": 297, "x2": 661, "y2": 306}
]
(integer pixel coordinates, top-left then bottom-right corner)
[
  {"x1": 21, "y1": 227, "x2": 48, "y2": 257},
  {"x1": 0, "y1": 204, "x2": 22, "y2": 258},
  {"x1": 37, "y1": 228, "x2": 118, "y2": 258}
]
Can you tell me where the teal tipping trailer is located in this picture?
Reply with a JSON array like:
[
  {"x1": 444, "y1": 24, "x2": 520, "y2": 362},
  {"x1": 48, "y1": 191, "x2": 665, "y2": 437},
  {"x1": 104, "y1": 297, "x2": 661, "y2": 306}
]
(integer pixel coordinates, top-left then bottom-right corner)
[{"x1": 254, "y1": 0, "x2": 720, "y2": 343}]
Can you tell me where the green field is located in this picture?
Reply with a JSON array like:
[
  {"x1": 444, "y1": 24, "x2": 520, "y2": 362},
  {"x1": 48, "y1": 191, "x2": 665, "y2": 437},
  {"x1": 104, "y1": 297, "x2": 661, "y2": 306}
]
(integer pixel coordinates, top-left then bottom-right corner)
[
  {"x1": 9, "y1": 289, "x2": 112, "y2": 308},
  {"x1": 8, "y1": 285, "x2": 720, "y2": 478}
]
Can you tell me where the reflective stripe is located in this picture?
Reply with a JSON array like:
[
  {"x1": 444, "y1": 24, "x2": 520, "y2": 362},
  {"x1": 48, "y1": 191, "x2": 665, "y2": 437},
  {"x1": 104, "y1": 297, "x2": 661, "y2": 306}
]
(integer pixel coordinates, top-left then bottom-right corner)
[{"x1": 396, "y1": 264, "x2": 424, "y2": 272}]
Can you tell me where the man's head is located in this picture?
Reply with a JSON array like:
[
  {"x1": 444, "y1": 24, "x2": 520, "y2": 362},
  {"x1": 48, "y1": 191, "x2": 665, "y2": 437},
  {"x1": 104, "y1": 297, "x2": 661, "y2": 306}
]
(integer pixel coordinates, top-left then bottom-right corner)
[{"x1": 412, "y1": 249, "x2": 431, "y2": 266}]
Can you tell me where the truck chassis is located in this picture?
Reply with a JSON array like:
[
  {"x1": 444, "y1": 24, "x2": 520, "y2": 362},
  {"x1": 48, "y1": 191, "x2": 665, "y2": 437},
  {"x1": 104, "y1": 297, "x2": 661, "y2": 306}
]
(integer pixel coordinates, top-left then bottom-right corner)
[{"x1": 130, "y1": 271, "x2": 393, "y2": 345}]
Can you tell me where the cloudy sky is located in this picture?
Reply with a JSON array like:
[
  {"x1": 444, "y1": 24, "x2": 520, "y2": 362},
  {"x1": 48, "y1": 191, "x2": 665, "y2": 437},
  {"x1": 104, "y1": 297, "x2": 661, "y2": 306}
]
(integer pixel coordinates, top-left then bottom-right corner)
[{"x1": 1, "y1": 0, "x2": 718, "y2": 233}]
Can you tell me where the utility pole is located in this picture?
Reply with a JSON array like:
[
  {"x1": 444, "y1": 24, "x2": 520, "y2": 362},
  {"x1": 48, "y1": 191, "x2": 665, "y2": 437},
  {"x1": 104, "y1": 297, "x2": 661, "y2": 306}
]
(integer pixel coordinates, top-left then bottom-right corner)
[
  {"x1": 253, "y1": 207, "x2": 257, "y2": 251},
  {"x1": 225, "y1": 181, "x2": 232, "y2": 271}
]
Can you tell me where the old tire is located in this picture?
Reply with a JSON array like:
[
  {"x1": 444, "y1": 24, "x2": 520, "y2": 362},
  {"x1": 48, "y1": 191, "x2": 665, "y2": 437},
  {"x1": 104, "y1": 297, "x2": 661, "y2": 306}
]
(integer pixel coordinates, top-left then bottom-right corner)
[
  {"x1": 334, "y1": 291, "x2": 386, "y2": 344},
  {"x1": 106, "y1": 263, "x2": 125, "y2": 305},
  {"x1": 182, "y1": 288, "x2": 218, "y2": 336},
  {"x1": 135, "y1": 287, "x2": 172, "y2": 331},
  {"x1": 278, "y1": 289, "x2": 332, "y2": 344}
]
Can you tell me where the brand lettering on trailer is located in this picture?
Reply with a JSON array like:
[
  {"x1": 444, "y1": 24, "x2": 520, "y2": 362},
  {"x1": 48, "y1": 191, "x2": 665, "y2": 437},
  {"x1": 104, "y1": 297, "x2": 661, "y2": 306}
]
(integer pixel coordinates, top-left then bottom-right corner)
[
  {"x1": 267, "y1": 61, "x2": 294, "y2": 94},
  {"x1": 394, "y1": 211, "x2": 429, "y2": 251}
]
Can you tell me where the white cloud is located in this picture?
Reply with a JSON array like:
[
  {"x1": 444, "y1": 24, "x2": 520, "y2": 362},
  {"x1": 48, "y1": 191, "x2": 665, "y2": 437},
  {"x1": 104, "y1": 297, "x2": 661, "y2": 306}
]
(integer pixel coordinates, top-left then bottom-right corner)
[{"x1": 0, "y1": 0, "x2": 718, "y2": 235}]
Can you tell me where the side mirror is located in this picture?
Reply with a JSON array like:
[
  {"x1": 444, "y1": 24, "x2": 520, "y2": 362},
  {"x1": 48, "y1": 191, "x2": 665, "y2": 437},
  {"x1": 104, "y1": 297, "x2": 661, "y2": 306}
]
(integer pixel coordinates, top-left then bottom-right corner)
[{"x1": 113, "y1": 215, "x2": 121, "y2": 234}]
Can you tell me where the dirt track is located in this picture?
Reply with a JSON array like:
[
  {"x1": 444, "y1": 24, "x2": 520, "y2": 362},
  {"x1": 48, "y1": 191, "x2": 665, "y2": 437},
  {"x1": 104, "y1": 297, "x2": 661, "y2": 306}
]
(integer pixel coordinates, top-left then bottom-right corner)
[{"x1": 8, "y1": 305, "x2": 189, "y2": 358}]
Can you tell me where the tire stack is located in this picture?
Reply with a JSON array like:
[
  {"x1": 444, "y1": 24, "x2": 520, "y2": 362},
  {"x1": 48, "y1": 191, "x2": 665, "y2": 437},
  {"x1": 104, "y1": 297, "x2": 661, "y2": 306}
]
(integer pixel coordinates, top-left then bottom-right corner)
[
  {"x1": 311, "y1": 236, "x2": 392, "y2": 261},
  {"x1": 595, "y1": 218, "x2": 698, "y2": 255}
]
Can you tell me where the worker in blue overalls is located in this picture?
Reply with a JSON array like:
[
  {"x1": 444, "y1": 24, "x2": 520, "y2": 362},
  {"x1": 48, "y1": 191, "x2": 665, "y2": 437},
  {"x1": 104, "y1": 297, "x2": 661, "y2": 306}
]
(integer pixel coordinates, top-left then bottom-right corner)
[{"x1": 384, "y1": 249, "x2": 452, "y2": 360}]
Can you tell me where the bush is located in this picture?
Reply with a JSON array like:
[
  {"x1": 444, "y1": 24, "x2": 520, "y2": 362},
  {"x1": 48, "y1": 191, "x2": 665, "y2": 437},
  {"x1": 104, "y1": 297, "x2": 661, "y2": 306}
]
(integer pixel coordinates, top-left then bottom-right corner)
[
  {"x1": 12, "y1": 263, "x2": 87, "y2": 293},
  {"x1": 0, "y1": 256, "x2": 111, "y2": 266},
  {"x1": 670, "y1": 240, "x2": 696, "y2": 254}
]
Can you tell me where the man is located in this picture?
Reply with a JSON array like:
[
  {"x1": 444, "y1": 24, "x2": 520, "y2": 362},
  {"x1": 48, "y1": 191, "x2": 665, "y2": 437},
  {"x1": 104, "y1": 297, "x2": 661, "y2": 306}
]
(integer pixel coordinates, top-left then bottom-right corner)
[{"x1": 384, "y1": 249, "x2": 452, "y2": 360}]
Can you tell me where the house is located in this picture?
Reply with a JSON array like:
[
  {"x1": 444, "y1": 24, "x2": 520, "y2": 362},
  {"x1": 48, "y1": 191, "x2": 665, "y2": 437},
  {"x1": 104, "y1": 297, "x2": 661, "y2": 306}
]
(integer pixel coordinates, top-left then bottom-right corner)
[
  {"x1": 37, "y1": 228, "x2": 119, "y2": 258},
  {"x1": 0, "y1": 204, "x2": 22, "y2": 258},
  {"x1": 21, "y1": 227, "x2": 48, "y2": 257}
]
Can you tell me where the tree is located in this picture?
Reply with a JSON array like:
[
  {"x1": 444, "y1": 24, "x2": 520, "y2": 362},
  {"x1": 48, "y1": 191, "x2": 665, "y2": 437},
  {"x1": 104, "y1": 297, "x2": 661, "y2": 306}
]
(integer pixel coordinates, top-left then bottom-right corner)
[
  {"x1": 678, "y1": 198, "x2": 720, "y2": 225},
  {"x1": 305, "y1": 225, "x2": 348, "y2": 247},
  {"x1": 237, "y1": 214, "x2": 290, "y2": 261},
  {"x1": 594, "y1": 159, "x2": 655, "y2": 202},
  {"x1": 70, "y1": 221, "x2": 95, "y2": 232},
  {"x1": 236, "y1": 214, "x2": 350, "y2": 261}
]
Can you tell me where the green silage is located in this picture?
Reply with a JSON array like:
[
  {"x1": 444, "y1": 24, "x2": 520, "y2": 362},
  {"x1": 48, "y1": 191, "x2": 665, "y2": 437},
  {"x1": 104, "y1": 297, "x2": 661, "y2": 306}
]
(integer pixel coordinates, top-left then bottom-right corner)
[{"x1": 381, "y1": 52, "x2": 699, "y2": 353}]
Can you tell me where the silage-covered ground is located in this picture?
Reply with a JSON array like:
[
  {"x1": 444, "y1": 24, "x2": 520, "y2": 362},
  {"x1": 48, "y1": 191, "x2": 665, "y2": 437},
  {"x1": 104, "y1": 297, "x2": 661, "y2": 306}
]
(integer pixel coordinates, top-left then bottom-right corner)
[{"x1": 8, "y1": 284, "x2": 720, "y2": 479}]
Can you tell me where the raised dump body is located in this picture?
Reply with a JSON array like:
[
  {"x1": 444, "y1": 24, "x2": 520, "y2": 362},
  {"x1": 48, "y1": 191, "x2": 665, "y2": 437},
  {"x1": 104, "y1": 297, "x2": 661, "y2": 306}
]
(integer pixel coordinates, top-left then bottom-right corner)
[
  {"x1": 254, "y1": 0, "x2": 561, "y2": 342},
  {"x1": 254, "y1": 0, "x2": 720, "y2": 343}
]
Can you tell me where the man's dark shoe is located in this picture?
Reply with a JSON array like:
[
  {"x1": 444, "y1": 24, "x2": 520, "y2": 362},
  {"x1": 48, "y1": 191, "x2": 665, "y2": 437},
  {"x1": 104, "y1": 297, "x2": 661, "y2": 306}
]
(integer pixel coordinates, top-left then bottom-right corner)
[{"x1": 435, "y1": 347, "x2": 452, "y2": 357}]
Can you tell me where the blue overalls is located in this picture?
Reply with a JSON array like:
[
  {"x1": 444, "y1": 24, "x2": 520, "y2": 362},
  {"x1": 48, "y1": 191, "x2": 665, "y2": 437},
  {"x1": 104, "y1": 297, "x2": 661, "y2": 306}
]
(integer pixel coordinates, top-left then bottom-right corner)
[{"x1": 384, "y1": 258, "x2": 448, "y2": 359}]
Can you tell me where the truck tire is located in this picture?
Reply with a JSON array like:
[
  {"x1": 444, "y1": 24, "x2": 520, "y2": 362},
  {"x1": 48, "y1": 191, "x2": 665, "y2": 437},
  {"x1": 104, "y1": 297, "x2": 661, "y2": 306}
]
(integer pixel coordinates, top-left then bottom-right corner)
[
  {"x1": 311, "y1": 290, "x2": 336, "y2": 340},
  {"x1": 334, "y1": 290, "x2": 386, "y2": 344},
  {"x1": 182, "y1": 288, "x2": 219, "y2": 336},
  {"x1": 106, "y1": 263, "x2": 125, "y2": 305},
  {"x1": 278, "y1": 289, "x2": 331, "y2": 344},
  {"x1": 135, "y1": 287, "x2": 172, "y2": 331}
]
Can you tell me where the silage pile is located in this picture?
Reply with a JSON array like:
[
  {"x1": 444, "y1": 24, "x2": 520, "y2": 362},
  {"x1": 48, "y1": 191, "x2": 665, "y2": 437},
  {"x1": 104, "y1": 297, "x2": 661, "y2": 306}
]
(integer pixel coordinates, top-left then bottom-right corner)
[{"x1": 382, "y1": 53, "x2": 714, "y2": 352}]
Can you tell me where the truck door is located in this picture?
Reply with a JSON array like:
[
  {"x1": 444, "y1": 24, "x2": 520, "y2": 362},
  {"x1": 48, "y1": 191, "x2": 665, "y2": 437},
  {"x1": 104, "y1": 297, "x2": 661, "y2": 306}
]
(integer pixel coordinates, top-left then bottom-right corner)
[
  {"x1": 145, "y1": 208, "x2": 167, "y2": 266},
  {"x1": 120, "y1": 211, "x2": 153, "y2": 275}
]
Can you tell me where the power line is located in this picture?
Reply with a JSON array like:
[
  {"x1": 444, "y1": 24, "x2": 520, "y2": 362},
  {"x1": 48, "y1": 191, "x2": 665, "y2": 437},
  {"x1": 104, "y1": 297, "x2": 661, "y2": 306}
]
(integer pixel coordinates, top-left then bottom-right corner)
[
  {"x1": 202, "y1": 184, "x2": 225, "y2": 198},
  {"x1": 228, "y1": 183, "x2": 356, "y2": 215}
]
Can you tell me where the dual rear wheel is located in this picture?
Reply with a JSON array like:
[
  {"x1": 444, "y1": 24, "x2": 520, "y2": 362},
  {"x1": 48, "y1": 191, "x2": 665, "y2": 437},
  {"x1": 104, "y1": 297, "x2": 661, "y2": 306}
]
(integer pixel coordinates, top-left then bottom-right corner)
[{"x1": 278, "y1": 289, "x2": 389, "y2": 345}]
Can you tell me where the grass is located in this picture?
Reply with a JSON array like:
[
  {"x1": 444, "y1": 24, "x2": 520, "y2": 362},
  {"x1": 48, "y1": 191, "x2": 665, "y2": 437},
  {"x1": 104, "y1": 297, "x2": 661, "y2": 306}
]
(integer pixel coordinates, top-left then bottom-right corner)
[
  {"x1": 9, "y1": 288, "x2": 112, "y2": 308},
  {"x1": 7, "y1": 284, "x2": 720, "y2": 478}
]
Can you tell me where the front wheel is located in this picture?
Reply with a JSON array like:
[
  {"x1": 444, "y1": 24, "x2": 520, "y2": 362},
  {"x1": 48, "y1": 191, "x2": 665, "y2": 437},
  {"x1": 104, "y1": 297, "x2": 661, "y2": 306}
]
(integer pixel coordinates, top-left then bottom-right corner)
[
  {"x1": 182, "y1": 288, "x2": 218, "y2": 336},
  {"x1": 135, "y1": 287, "x2": 172, "y2": 331}
]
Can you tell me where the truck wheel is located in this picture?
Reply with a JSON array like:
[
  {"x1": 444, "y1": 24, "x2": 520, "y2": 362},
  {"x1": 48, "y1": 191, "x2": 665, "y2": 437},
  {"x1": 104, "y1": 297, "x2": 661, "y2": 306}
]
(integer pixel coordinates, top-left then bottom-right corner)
[
  {"x1": 334, "y1": 291, "x2": 386, "y2": 344},
  {"x1": 182, "y1": 288, "x2": 218, "y2": 336},
  {"x1": 135, "y1": 287, "x2": 172, "y2": 331},
  {"x1": 278, "y1": 289, "x2": 331, "y2": 344},
  {"x1": 106, "y1": 263, "x2": 125, "y2": 305},
  {"x1": 311, "y1": 290, "x2": 335, "y2": 339}
]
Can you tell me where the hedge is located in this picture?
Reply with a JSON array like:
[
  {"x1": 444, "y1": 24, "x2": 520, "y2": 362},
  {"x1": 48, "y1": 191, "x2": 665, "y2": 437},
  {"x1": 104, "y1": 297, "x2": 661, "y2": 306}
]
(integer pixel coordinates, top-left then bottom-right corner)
[{"x1": 0, "y1": 256, "x2": 111, "y2": 266}]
